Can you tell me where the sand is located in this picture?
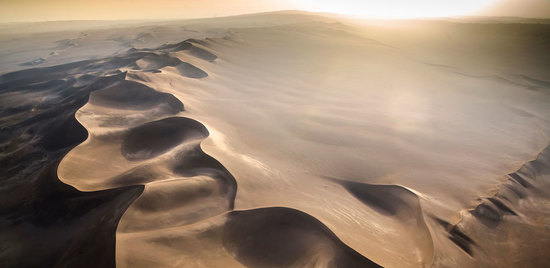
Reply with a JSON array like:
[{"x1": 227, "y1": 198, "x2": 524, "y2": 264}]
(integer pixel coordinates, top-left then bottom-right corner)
[{"x1": 1, "y1": 11, "x2": 550, "y2": 268}]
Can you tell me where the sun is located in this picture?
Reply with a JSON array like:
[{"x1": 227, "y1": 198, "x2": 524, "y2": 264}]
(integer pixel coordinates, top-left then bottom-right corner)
[{"x1": 288, "y1": 0, "x2": 498, "y2": 18}]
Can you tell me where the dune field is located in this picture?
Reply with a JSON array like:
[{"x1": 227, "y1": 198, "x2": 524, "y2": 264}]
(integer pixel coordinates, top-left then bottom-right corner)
[{"x1": 1, "y1": 11, "x2": 550, "y2": 267}]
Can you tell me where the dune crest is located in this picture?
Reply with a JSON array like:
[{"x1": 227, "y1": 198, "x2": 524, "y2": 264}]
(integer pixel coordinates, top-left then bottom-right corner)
[{"x1": 44, "y1": 38, "x2": 383, "y2": 267}]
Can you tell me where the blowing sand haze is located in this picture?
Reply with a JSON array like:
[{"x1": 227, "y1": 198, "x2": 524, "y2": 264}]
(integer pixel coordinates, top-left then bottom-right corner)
[{"x1": 1, "y1": 2, "x2": 550, "y2": 268}]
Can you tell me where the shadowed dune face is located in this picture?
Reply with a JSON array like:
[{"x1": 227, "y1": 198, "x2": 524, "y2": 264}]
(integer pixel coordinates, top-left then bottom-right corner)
[
  {"x1": 223, "y1": 207, "x2": 382, "y2": 268},
  {"x1": 40, "y1": 112, "x2": 89, "y2": 152},
  {"x1": 157, "y1": 41, "x2": 193, "y2": 52},
  {"x1": 122, "y1": 117, "x2": 208, "y2": 160},
  {"x1": 339, "y1": 181, "x2": 420, "y2": 218},
  {"x1": 187, "y1": 45, "x2": 218, "y2": 62},
  {"x1": 129, "y1": 52, "x2": 209, "y2": 78},
  {"x1": 432, "y1": 217, "x2": 476, "y2": 256},
  {"x1": 335, "y1": 179, "x2": 434, "y2": 265},
  {"x1": 173, "y1": 62, "x2": 209, "y2": 78},
  {"x1": 89, "y1": 80, "x2": 184, "y2": 112},
  {"x1": 135, "y1": 53, "x2": 182, "y2": 70}
]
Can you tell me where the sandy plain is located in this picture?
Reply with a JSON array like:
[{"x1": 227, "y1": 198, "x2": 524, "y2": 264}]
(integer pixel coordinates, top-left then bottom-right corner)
[{"x1": 1, "y1": 11, "x2": 550, "y2": 268}]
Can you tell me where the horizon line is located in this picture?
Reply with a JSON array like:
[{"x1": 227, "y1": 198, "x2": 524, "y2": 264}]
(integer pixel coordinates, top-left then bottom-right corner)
[{"x1": 1, "y1": 9, "x2": 549, "y2": 24}]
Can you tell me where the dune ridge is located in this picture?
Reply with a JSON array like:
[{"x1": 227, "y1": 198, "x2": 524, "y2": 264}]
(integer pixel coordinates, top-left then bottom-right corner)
[
  {"x1": 325, "y1": 141, "x2": 550, "y2": 266},
  {"x1": 0, "y1": 37, "x2": 237, "y2": 267},
  {"x1": 427, "y1": 143, "x2": 550, "y2": 267},
  {"x1": 35, "y1": 38, "x2": 383, "y2": 267},
  {"x1": 331, "y1": 179, "x2": 435, "y2": 266},
  {"x1": 0, "y1": 57, "x2": 144, "y2": 267}
]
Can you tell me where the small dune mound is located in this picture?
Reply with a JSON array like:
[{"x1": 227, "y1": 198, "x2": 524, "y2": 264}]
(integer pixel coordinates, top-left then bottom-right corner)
[
  {"x1": 336, "y1": 179, "x2": 434, "y2": 265},
  {"x1": 88, "y1": 80, "x2": 183, "y2": 112},
  {"x1": 173, "y1": 62, "x2": 209, "y2": 78},
  {"x1": 154, "y1": 40, "x2": 217, "y2": 61},
  {"x1": 471, "y1": 197, "x2": 518, "y2": 228},
  {"x1": 222, "y1": 207, "x2": 381, "y2": 268},
  {"x1": 339, "y1": 181, "x2": 422, "y2": 220},
  {"x1": 134, "y1": 53, "x2": 182, "y2": 71},
  {"x1": 157, "y1": 41, "x2": 193, "y2": 52},
  {"x1": 187, "y1": 46, "x2": 218, "y2": 62},
  {"x1": 121, "y1": 117, "x2": 208, "y2": 161}
]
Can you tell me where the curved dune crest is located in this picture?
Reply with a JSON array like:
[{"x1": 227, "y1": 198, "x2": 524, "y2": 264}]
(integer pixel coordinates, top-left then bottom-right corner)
[
  {"x1": 117, "y1": 175, "x2": 232, "y2": 233},
  {"x1": 223, "y1": 207, "x2": 382, "y2": 268},
  {"x1": 179, "y1": 39, "x2": 219, "y2": 62},
  {"x1": 187, "y1": 45, "x2": 218, "y2": 62},
  {"x1": 121, "y1": 117, "x2": 208, "y2": 160},
  {"x1": 335, "y1": 179, "x2": 434, "y2": 266},
  {"x1": 40, "y1": 113, "x2": 89, "y2": 152},
  {"x1": 0, "y1": 60, "x2": 144, "y2": 267},
  {"x1": 48, "y1": 37, "x2": 384, "y2": 267},
  {"x1": 89, "y1": 80, "x2": 184, "y2": 112},
  {"x1": 157, "y1": 40, "x2": 193, "y2": 52},
  {"x1": 172, "y1": 62, "x2": 209, "y2": 78}
]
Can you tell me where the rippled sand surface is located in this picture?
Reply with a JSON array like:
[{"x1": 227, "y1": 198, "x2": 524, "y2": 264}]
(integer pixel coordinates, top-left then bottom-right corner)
[{"x1": 1, "y1": 11, "x2": 550, "y2": 267}]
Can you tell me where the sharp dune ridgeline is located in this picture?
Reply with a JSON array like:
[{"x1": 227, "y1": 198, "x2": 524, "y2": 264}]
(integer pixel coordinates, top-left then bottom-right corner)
[{"x1": 1, "y1": 11, "x2": 550, "y2": 268}]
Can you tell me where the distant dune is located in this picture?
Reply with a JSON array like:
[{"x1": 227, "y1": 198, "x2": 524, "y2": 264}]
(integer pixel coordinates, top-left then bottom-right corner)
[{"x1": 1, "y1": 11, "x2": 550, "y2": 268}]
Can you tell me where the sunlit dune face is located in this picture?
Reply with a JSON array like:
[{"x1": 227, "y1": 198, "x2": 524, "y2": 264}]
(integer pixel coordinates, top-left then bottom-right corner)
[{"x1": 289, "y1": 0, "x2": 498, "y2": 18}]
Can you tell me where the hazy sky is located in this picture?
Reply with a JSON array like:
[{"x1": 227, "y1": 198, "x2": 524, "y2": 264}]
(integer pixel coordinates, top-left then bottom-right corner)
[{"x1": 1, "y1": 0, "x2": 549, "y2": 22}]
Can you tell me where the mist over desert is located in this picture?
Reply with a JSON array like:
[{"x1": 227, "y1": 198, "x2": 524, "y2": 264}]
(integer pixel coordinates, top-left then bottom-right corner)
[{"x1": 1, "y1": 6, "x2": 550, "y2": 268}]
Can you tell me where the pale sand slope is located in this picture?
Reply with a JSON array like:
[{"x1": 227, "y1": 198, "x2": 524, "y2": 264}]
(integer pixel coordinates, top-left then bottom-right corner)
[{"x1": 1, "y1": 11, "x2": 550, "y2": 268}]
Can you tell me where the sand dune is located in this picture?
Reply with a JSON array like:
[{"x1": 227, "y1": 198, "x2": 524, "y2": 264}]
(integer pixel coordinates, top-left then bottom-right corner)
[
  {"x1": 0, "y1": 57, "x2": 143, "y2": 268},
  {"x1": 121, "y1": 117, "x2": 207, "y2": 160},
  {"x1": 89, "y1": 80, "x2": 184, "y2": 111},
  {"x1": 48, "y1": 36, "x2": 381, "y2": 267},
  {"x1": 2, "y1": 11, "x2": 550, "y2": 268},
  {"x1": 334, "y1": 180, "x2": 434, "y2": 265},
  {"x1": 223, "y1": 207, "x2": 381, "y2": 268}
]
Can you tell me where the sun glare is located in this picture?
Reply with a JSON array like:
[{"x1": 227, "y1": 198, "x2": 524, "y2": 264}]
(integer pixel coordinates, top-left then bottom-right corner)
[{"x1": 288, "y1": 0, "x2": 498, "y2": 18}]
